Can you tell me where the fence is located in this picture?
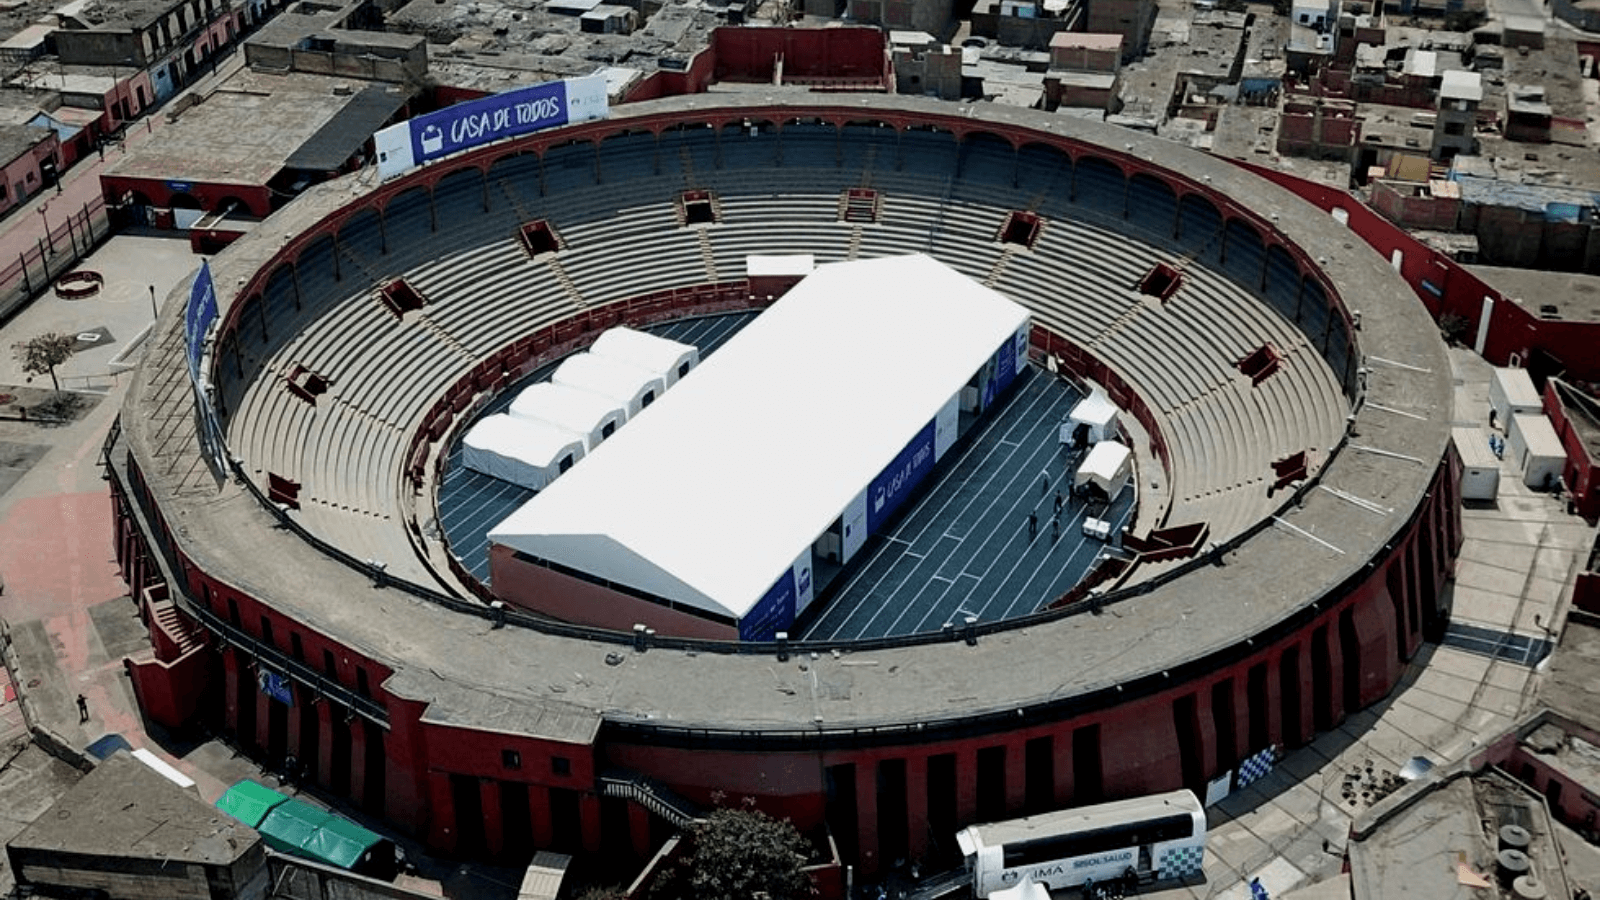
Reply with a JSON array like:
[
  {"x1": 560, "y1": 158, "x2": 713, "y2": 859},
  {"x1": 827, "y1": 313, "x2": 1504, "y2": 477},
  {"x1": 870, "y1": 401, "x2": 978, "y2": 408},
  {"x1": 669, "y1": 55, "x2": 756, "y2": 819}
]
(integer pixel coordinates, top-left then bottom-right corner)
[{"x1": 0, "y1": 195, "x2": 114, "y2": 322}]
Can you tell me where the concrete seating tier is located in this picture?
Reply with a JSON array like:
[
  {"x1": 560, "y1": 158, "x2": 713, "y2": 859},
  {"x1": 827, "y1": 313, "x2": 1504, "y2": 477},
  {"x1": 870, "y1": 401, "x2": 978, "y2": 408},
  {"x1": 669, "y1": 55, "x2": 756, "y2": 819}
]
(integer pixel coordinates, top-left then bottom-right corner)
[{"x1": 223, "y1": 135, "x2": 1352, "y2": 575}]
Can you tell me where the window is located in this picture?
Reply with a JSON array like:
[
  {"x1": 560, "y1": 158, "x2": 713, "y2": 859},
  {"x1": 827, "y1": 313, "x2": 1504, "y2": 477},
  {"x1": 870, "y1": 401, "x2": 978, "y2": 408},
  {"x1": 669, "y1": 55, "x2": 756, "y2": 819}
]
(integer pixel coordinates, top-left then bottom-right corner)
[
  {"x1": 552, "y1": 756, "x2": 571, "y2": 776},
  {"x1": 678, "y1": 362, "x2": 690, "y2": 378},
  {"x1": 260, "y1": 615, "x2": 274, "y2": 645},
  {"x1": 601, "y1": 421, "x2": 616, "y2": 439},
  {"x1": 641, "y1": 390, "x2": 655, "y2": 408},
  {"x1": 290, "y1": 632, "x2": 303, "y2": 661},
  {"x1": 356, "y1": 667, "x2": 370, "y2": 697},
  {"x1": 323, "y1": 649, "x2": 337, "y2": 676},
  {"x1": 502, "y1": 749, "x2": 522, "y2": 770},
  {"x1": 559, "y1": 454, "x2": 574, "y2": 474}
]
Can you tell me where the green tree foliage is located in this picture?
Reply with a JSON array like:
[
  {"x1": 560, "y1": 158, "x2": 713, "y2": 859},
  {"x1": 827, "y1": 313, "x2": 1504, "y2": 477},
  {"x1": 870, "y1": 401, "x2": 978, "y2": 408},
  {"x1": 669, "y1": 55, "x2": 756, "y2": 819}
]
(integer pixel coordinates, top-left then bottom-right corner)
[
  {"x1": 650, "y1": 809, "x2": 813, "y2": 900},
  {"x1": 13, "y1": 332, "x2": 76, "y2": 392}
]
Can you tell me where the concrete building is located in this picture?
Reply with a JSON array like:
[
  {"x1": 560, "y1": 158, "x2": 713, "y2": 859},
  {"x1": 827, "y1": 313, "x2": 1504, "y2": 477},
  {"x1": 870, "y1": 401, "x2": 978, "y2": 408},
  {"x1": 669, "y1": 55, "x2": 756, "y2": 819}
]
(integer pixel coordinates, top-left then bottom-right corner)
[
  {"x1": 849, "y1": 0, "x2": 955, "y2": 40},
  {"x1": 0, "y1": 123, "x2": 60, "y2": 218},
  {"x1": 1044, "y1": 32, "x2": 1121, "y2": 111},
  {"x1": 1085, "y1": 0, "x2": 1153, "y2": 59},
  {"x1": 1431, "y1": 69, "x2": 1480, "y2": 161},
  {"x1": 100, "y1": 68, "x2": 409, "y2": 219},
  {"x1": 6, "y1": 752, "x2": 269, "y2": 900},
  {"x1": 891, "y1": 32, "x2": 964, "y2": 99},
  {"x1": 243, "y1": 6, "x2": 428, "y2": 83}
]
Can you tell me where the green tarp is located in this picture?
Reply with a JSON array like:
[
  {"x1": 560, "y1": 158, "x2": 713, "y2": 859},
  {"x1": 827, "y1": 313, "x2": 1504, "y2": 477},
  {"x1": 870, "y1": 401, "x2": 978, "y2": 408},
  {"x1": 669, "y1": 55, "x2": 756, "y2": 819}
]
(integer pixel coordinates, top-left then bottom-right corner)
[
  {"x1": 258, "y1": 799, "x2": 333, "y2": 856},
  {"x1": 215, "y1": 780, "x2": 288, "y2": 829},
  {"x1": 307, "y1": 814, "x2": 385, "y2": 870},
  {"x1": 216, "y1": 781, "x2": 386, "y2": 871}
]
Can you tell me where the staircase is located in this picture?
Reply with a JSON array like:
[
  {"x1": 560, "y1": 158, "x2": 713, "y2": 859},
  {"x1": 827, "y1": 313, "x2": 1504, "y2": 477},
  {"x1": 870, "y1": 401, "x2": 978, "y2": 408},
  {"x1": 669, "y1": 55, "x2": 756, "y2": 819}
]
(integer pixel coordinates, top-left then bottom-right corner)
[
  {"x1": 598, "y1": 770, "x2": 703, "y2": 829},
  {"x1": 146, "y1": 590, "x2": 205, "y2": 661}
]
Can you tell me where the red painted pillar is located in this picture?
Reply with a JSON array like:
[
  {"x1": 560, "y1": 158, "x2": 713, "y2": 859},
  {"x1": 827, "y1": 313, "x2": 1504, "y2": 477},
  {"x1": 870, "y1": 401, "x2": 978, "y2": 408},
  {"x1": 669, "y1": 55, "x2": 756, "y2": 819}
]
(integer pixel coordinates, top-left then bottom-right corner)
[
  {"x1": 479, "y1": 779, "x2": 505, "y2": 858},
  {"x1": 349, "y1": 718, "x2": 369, "y2": 809},
  {"x1": 904, "y1": 755, "x2": 929, "y2": 863},
  {"x1": 1193, "y1": 692, "x2": 1219, "y2": 782},
  {"x1": 285, "y1": 685, "x2": 303, "y2": 762},
  {"x1": 628, "y1": 801, "x2": 653, "y2": 858},
  {"x1": 1263, "y1": 654, "x2": 1285, "y2": 750},
  {"x1": 855, "y1": 762, "x2": 880, "y2": 876},
  {"x1": 954, "y1": 748, "x2": 977, "y2": 826},
  {"x1": 314, "y1": 699, "x2": 335, "y2": 791},
  {"x1": 427, "y1": 771, "x2": 457, "y2": 852},
  {"x1": 1004, "y1": 742, "x2": 1026, "y2": 818},
  {"x1": 1053, "y1": 727, "x2": 1075, "y2": 806},
  {"x1": 529, "y1": 785, "x2": 554, "y2": 849},
  {"x1": 579, "y1": 794, "x2": 603, "y2": 853},
  {"x1": 1325, "y1": 614, "x2": 1347, "y2": 726},
  {"x1": 221, "y1": 647, "x2": 240, "y2": 738}
]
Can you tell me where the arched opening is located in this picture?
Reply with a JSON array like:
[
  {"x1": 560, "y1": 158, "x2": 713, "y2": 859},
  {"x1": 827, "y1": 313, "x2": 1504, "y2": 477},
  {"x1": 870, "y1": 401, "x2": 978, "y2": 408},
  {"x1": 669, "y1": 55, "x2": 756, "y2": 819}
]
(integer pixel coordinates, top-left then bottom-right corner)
[
  {"x1": 1126, "y1": 173, "x2": 1176, "y2": 238},
  {"x1": 1073, "y1": 156, "x2": 1125, "y2": 215}
]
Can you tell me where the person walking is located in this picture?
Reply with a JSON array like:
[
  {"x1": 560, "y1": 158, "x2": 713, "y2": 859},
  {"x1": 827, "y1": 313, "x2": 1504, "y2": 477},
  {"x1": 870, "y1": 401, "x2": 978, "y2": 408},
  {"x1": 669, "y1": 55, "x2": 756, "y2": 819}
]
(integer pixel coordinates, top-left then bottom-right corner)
[
  {"x1": 1040, "y1": 469, "x2": 1050, "y2": 496},
  {"x1": 1027, "y1": 511, "x2": 1037, "y2": 538},
  {"x1": 1054, "y1": 489, "x2": 1063, "y2": 514},
  {"x1": 76, "y1": 694, "x2": 89, "y2": 723}
]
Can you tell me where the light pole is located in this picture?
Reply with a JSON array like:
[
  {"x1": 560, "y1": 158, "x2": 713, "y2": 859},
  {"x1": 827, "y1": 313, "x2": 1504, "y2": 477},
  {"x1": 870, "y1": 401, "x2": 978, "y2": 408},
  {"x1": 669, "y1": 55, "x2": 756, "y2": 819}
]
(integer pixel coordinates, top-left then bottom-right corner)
[{"x1": 149, "y1": 284, "x2": 158, "y2": 320}]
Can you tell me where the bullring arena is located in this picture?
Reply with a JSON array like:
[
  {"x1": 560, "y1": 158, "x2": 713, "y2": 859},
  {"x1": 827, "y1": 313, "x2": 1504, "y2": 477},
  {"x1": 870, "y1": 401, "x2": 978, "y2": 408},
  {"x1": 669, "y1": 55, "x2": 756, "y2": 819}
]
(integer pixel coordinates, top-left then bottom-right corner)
[{"x1": 107, "y1": 93, "x2": 1461, "y2": 879}]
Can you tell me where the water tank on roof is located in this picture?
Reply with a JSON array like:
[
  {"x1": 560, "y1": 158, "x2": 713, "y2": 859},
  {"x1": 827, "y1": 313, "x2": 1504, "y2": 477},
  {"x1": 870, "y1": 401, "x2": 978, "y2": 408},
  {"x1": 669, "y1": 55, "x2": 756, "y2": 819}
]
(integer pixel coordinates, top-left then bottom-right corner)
[
  {"x1": 1499, "y1": 824, "x2": 1531, "y2": 852},
  {"x1": 1512, "y1": 875, "x2": 1547, "y2": 900},
  {"x1": 1496, "y1": 848, "x2": 1531, "y2": 887}
]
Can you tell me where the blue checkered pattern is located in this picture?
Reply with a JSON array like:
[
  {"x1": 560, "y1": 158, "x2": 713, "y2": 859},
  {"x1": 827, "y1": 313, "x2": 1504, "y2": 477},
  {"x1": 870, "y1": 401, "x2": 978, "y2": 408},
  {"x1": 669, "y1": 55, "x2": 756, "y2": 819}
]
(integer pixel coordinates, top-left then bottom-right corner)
[
  {"x1": 1235, "y1": 745, "x2": 1279, "y2": 789},
  {"x1": 1160, "y1": 844, "x2": 1205, "y2": 879}
]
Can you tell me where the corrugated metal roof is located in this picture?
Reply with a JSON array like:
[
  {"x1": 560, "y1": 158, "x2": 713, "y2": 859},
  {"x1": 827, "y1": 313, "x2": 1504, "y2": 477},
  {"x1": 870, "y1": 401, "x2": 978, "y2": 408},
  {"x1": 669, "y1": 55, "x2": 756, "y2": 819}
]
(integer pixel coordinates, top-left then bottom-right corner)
[{"x1": 283, "y1": 84, "x2": 407, "y2": 172}]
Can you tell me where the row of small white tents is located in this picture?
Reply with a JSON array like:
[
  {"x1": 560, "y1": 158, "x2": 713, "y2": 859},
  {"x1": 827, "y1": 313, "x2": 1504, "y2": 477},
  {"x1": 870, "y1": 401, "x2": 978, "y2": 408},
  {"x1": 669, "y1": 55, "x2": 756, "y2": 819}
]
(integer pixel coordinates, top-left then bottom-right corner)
[{"x1": 462, "y1": 327, "x2": 699, "y2": 490}]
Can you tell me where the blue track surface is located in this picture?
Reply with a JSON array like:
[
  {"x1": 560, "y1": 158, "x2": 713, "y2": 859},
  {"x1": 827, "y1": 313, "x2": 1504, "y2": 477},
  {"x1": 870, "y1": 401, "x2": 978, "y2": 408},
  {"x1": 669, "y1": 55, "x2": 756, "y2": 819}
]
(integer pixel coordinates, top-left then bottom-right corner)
[
  {"x1": 800, "y1": 368, "x2": 1134, "y2": 641},
  {"x1": 438, "y1": 313, "x2": 1135, "y2": 641}
]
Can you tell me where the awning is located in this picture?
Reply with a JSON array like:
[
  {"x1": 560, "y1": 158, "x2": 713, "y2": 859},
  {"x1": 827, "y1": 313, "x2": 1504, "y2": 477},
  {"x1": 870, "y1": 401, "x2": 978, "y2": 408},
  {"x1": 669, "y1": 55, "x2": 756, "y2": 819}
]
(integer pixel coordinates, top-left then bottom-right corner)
[{"x1": 283, "y1": 84, "x2": 407, "y2": 172}]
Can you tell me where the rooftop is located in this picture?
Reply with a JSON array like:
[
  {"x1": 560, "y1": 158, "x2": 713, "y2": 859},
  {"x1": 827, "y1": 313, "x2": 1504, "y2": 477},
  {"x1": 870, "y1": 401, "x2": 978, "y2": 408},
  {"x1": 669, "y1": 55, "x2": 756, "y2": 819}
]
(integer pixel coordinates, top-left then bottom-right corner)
[
  {"x1": 10, "y1": 752, "x2": 261, "y2": 864},
  {"x1": 0, "y1": 122, "x2": 49, "y2": 165},
  {"x1": 104, "y1": 69, "x2": 408, "y2": 186},
  {"x1": 1467, "y1": 266, "x2": 1600, "y2": 323},
  {"x1": 1350, "y1": 769, "x2": 1573, "y2": 900},
  {"x1": 1439, "y1": 68, "x2": 1481, "y2": 102},
  {"x1": 1049, "y1": 32, "x2": 1123, "y2": 50}
]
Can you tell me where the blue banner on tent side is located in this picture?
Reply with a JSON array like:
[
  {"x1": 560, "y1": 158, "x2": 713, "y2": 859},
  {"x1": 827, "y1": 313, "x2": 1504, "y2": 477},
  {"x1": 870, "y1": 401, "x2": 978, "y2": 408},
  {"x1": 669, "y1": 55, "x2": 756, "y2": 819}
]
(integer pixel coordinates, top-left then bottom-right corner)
[
  {"x1": 374, "y1": 75, "x2": 608, "y2": 179},
  {"x1": 867, "y1": 420, "x2": 937, "y2": 534},
  {"x1": 184, "y1": 261, "x2": 217, "y2": 385},
  {"x1": 740, "y1": 568, "x2": 797, "y2": 642}
]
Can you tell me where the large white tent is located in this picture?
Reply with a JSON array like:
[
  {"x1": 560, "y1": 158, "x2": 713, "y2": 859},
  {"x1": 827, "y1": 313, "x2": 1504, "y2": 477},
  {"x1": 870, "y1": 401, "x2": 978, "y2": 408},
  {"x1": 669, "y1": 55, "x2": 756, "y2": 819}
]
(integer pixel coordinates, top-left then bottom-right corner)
[
  {"x1": 490, "y1": 254, "x2": 1031, "y2": 633},
  {"x1": 508, "y1": 382, "x2": 626, "y2": 451},
  {"x1": 462, "y1": 414, "x2": 586, "y2": 490},
  {"x1": 551, "y1": 352, "x2": 665, "y2": 417},
  {"x1": 589, "y1": 326, "x2": 699, "y2": 387}
]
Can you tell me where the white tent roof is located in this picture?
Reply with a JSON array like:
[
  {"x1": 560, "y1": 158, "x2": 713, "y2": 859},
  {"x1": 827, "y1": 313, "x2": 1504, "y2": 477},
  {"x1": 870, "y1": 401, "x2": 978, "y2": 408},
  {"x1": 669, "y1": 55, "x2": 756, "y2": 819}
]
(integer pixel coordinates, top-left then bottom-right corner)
[
  {"x1": 1075, "y1": 439, "x2": 1132, "y2": 490},
  {"x1": 1069, "y1": 386, "x2": 1118, "y2": 427},
  {"x1": 490, "y1": 254, "x2": 1031, "y2": 620},
  {"x1": 508, "y1": 382, "x2": 624, "y2": 434},
  {"x1": 551, "y1": 352, "x2": 661, "y2": 405},
  {"x1": 991, "y1": 878, "x2": 1051, "y2": 900},
  {"x1": 589, "y1": 326, "x2": 696, "y2": 377},
  {"x1": 465, "y1": 414, "x2": 584, "y2": 468}
]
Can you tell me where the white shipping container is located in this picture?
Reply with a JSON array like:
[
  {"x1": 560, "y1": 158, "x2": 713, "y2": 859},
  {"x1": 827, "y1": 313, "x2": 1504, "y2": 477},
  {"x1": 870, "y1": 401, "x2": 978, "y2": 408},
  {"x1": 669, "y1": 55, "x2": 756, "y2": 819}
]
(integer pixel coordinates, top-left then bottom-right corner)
[
  {"x1": 1452, "y1": 426, "x2": 1500, "y2": 501},
  {"x1": 1507, "y1": 413, "x2": 1566, "y2": 490},
  {"x1": 1490, "y1": 367, "x2": 1541, "y2": 427}
]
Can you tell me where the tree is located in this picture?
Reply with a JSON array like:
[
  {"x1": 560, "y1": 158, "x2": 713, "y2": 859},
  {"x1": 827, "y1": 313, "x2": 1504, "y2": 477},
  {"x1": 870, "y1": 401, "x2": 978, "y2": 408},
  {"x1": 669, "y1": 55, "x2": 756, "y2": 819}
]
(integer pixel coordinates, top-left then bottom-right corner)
[
  {"x1": 651, "y1": 809, "x2": 813, "y2": 900},
  {"x1": 14, "y1": 332, "x2": 76, "y2": 393}
]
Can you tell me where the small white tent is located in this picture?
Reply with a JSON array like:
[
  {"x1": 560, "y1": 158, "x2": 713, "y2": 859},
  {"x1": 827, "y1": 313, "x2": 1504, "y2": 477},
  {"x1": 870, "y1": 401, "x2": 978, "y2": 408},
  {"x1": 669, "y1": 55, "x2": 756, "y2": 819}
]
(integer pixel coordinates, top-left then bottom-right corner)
[
  {"x1": 552, "y1": 352, "x2": 666, "y2": 417},
  {"x1": 1075, "y1": 439, "x2": 1133, "y2": 500},
  {"x1": 989, "y1": 877, "x2": 1051, "y2": 900},
  {"x1": 1064, "y1": 386, "x2": 1120, "y2": 445},
  {"x1": 509, "y1": 382, "x2": 627, "y2": 451},
  {"x1": 462, "y1": 415, "x2": 586, "y2": 490},
  {"x1": 589, "y1": 326, "x2": 699, "y2": 387}
]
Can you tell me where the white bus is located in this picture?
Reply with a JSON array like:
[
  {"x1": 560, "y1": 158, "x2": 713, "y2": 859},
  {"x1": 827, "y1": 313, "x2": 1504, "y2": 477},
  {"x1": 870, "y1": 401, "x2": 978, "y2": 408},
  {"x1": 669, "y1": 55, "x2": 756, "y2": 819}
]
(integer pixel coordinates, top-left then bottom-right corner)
[{"x1": 956, "y1": 789, "x2": 1206, "y2": 897}]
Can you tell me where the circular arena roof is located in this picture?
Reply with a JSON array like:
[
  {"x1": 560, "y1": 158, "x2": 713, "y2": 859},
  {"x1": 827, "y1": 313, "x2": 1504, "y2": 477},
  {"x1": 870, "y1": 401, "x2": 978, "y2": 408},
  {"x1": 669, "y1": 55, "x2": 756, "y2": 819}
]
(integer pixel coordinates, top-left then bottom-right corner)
[{"x1": 122, "y1": 94, "x2": 1451, "y2": 745}]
